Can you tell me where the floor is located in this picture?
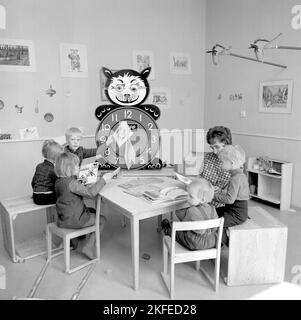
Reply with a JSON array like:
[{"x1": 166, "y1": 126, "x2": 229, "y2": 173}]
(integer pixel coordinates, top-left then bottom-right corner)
[{"x1": 0, "y1": 200, "x2": 301, "y2": 300}]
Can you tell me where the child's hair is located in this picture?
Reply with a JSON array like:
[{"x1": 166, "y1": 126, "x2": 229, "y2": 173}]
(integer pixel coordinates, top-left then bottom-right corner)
[
  {"x1": 42, "y1": 139, "x2": 63, "y2": 162},
  {"x1": 218, "y1": 145, "x2": 246, "y2": 169},
  {"x1": 65, "y1": 127, "x2": 83, "y2": 139},
  {"x1": 206, "y1": 126, "x2": 232, "y2": 145},
  {"x1": 55, "y1": 152, "x2": 80, "y2": 177},
  {"x1": 187, "y1": 178, "x2": 214, "y2": 204}
]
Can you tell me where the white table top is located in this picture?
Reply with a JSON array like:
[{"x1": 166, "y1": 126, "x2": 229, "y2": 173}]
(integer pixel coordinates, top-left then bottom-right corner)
[{"x1": 99, "y1": 176, "x2": 189, "y2": 217}]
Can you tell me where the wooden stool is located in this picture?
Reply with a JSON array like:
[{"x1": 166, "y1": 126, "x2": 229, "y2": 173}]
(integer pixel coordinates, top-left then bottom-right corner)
[
  {"x1": 220, "y1": 206, "x2": 288, "y2": 286},
  {"x1": 0, "y1": 196, "x2": 56, "y2": 263}
]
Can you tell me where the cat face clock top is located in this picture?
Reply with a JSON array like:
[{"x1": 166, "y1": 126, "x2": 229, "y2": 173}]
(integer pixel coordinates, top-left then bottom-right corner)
[{"x1": 95, "y1": 67, "x2": 162, "y2": 170}]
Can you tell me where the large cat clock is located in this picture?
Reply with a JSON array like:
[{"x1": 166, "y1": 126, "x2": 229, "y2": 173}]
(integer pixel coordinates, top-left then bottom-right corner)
[{"x1": 95, "y1": 67, "x2": 162, "y2": 170}]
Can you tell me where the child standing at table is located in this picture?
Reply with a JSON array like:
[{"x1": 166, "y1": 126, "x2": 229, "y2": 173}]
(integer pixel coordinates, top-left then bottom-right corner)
[
  {"x1": 161, "y1": 179, "x2": 218, "y2": 250},
  {"x1": 31, "y1": 139, "x2": 63, "y2": 205},
  {"x1": 64, "y1": 127, "x2": 98, "y2": 166},
  {"x1": 213, "y1": 145, "x2": 249, "y2": 244},
  {"x1": 54, "y1": 152, "x2": 114, "y2": 259}
]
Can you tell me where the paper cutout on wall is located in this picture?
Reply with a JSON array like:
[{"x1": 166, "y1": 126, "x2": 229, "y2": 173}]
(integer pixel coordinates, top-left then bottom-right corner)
[
  {"x1": 19, "y1": 127, "x2": 39, "y2": 139},
  {"x1": 44, "y1": 113, "x2": 54, "y2": 122},
  {"x1": 34, "y1": 100, "x2": 39, "y2": 113},
  {"x1": 46, "y1": 85, "x2": 56, "y2": 97},
  {"x1": 15, "y1": 105, "x2": 23, "y2": 113},
  {"x1": 229, "y1": 93, "x2": 243, "y2": 101},
  {"x1": 0, "y1": 100, "x2": 4, "y2": 110},
  {"x1": 0, "y1": 133, "x2": 11, "y2": 140}
]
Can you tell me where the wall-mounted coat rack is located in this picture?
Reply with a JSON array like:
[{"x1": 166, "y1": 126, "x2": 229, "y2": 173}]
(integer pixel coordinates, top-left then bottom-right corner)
[
  {"x1": 249, "y1": 33, "x2": 301, "y2": 62},
  {"x1": 207, "y1": 43, "x2": 287, "y2": 69}
]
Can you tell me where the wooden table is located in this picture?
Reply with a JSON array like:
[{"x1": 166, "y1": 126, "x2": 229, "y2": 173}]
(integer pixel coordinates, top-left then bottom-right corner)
[{"x1": 99, "y1": 176, "x2": 189, "y2": 290}]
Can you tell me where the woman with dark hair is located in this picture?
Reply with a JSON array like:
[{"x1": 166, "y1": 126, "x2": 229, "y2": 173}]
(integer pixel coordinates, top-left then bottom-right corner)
[{"x1": 199, "y1": 126, "x2": 232, "y2": 207}]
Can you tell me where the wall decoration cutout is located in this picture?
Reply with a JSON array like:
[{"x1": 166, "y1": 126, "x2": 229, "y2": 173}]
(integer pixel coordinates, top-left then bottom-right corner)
[
  {"x1": 148, "y1": 87, "x2": 171, "y2": 109},
  {"x1": 19, "y1": 127, "x2": 39, "y2": 139},
  {"x1": 34, "y1": 100, "x2": 39, "y2": 113},
  {"x1": 259, "y1": 80, "x2": 293, "y2": 114},
  {"x1": 14, "y1": 105, "x2": 23, "y2": 113},
  {"x1": 0, "y1": 5, "x2": 5, "y2": 30},
  {"x1": 0, "y1": 99, "x2": 4, "y2": 110},
  {"x1": 0, "y1": 39, "x2": 36, "y2": 72},
  {"x1": 0, "y1": 133, "x2": 11, "y2": 140},
  {"x1": 229, "y1": 93, "x2": 243, "y2": 101},
  {"x1": 169, "y1": 52, "x2": 192, "y2": 74},
  {"x1": 60, "y1": 43, "x2": 88, "y2": 78},
  {"x1": 44, "y1": 113, "x2": 54, "y2": 122},
  {"x1": 94, "y1": 67, "x2": 162, "y2": 170},
  {"x1": 133, "y1": 50, "x2": 155, "y2": 80},
  {"x1": 45, "y1": 85, "x2": 56, "y2": 97}
]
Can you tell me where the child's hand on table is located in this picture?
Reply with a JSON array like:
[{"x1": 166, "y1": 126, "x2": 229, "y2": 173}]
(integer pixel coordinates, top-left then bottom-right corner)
[{"x1": 102, "y1": 172, "x2": 114, "y2": 183}]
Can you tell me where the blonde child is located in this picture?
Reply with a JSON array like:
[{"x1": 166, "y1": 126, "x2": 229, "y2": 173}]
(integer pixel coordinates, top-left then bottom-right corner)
[
  {"x1": 31, "y1": 139, "x2": 63, "y2": 205},
  {"x1": 54, "y1": 152, "x2": 114, "y2": 259},
  {"x1": 161, "y1": 179, "x2": 218, "y2": 250},
  {"x1": 214, "y1": 145, "x2": 249, "y2": 243},
  {"x1": 64, "y1": 127, "x2": 98, "y2": 166}
]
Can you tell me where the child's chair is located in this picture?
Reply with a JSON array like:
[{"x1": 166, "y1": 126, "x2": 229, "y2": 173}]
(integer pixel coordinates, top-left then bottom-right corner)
[
  {"x1": 161, "y1": 217, "x2": 224, "y2": 299},
  {"x1": 46, "y1": 196, "x2": 101, "y2": 274}
]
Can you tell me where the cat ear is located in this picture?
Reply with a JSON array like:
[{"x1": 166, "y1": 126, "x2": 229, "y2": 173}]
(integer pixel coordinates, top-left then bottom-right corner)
[
  {"x1": 102, "y1": 67, "x2": 113, "y2": 78},
  {"x1": 140, "y1": 67, "x2": 151, "y2": 79}
]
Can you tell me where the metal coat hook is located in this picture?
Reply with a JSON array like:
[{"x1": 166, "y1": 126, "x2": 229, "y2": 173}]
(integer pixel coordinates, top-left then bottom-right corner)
[
  {"x1": 207, "y1": 43, "x2": 286, "y2": 69},
  {"x1": 250, "y1": 33, "x2": 301, "y2": 61}
]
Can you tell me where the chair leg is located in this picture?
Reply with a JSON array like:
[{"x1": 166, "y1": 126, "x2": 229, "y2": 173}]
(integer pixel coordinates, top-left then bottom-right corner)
[
  {"x1": 163, "y1": 241, "x2": 168, "y2": 275},
  {"x1": 95, "y1": 228, "x2": 100, "y2": 262},
  {"x1": 46, "y1": 226, "x2": 52, "y2": 262},
  {"x1": 170, "y1": 259, "x2": 175, "y2": 299},
  {"x1": 214, "y1": 256, "x2": 221, "y2": 292},
  {"x1": 65, "y1": 236, "x2": 70, "y2": 274},
  {"x1": 157, "y1": 215, "x2": 162, "y2": 232}
]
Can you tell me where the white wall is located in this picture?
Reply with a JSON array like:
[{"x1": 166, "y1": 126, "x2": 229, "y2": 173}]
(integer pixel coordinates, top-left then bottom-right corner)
[{"x1": 205, "y1": 0, "x2": 301, "y2": 208}]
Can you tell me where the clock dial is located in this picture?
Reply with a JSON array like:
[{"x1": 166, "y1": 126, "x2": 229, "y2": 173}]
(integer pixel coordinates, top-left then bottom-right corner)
[{"x1": 96, "y1": 107, "x2": 160, "y2": 170}]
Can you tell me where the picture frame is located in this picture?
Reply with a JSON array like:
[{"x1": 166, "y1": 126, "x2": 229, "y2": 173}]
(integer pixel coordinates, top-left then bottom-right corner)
[
  {"x1": 132, "y1": 50, "x2": 155, "y2": 80},
  {"x1": 148, "y1": 87, "x2": 171, "y2": 109},
  {"x1": 259, "y1": 80, "x2": 293, "y2": 114},
  {"x1": 60, "y1": 43, "x2": 88, "y2": 78},
  {"x1": 169, "y1": 52, "x2": 191, "y2": 74},
  {"x1": 0, "y1": 39, "x2": 36, "y2": 72}
]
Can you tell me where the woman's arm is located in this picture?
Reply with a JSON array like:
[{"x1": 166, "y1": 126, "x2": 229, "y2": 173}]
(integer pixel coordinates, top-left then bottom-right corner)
[{"x1": 214, "y1": 176, "x2": 239, "y2": 204}]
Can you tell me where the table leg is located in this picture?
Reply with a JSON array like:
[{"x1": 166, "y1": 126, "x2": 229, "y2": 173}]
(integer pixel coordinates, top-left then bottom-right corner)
[{"x1": 131, "y1": 216, "x2": 139, "y2": 290}]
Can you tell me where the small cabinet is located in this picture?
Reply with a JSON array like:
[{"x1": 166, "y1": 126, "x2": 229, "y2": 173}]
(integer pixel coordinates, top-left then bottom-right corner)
[{"x1": 247, "y1": 157, "x2": 293, "y2": 210}]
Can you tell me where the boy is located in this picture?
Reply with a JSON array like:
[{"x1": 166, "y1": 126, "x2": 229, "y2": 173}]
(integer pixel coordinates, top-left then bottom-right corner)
[
  {"x1": 31, "y1": 139, "x2": 63, "y2": 205},
  {"x1": 161, "y1": 179, "x2": 218, "y2": 250},
  {"x1": 64, "y1": 127, "x2": 98, "y2": 166},
  {"x1": 214, "y1": 145, "x2": 249, "y2": 243}
]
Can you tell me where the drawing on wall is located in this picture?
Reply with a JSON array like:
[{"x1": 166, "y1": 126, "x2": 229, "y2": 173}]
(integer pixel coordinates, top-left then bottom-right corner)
[
  {"x1": 60, "y1": 43, "x2": 88, "y2": 78},
  {"x1": 169, "y1": 52, "x2": 191, "y2": 74},
  {"x1": 0, "y1": 99, "x2": 4, "y2": 110},
  {"x1": 229, "y1": 93, "x2": 243, "y2": 101},
  {"x1": 0, "y1": 39, "x2": 36, "y2": 72},
  {"x1": 19, "y1": 127, "x2": 39, "y2": 139},
  {"x1": 148, "y1": 87, "x2": 171, "y2": 109},
  {"x1": 133, "y1": 50, "x2": 155, "y2": 80},
  {"x1": 100, "y1": 68, "x2": 117, "y2": 101},
  {"x1": 44, "y1": 113, "x2": 54, "y2": 122},
  {"x1": 259, "y1": 80, "x2": 293, "y2": 114},
  {"x1": 14, "y1": 105, "x2": 23, "y2": 113},
  {"x1": 45, "y1": 85, "x2": 56, "y2": 97},
  {"x1": 34, "y1": 100, "x2": 39, "y2": 113},
  {"x1": 0, "y1": 5, "x2": 6, "y2": 30}
]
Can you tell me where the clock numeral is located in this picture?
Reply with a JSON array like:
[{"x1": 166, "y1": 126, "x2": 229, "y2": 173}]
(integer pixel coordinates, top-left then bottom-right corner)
[
  {"x1": 139, "y1": 113, "x2": 142, "y2": 122},
  {"x1": 124, "y1": 110, "x2": 132, "y2": 119},
  {"x1": 99, "y1": 135, "x2": 106, "y2": 143},
  {"x1": 102, "y1": 123, "x2": 111, "y2": 131},
  {"x1": 148, "y1": 123, "x2": 153, "y2": 130},
  {"x1": 104, "y1": 148, "x2": 111, "y2": 156},
  {"x1": 140, "y1": 156, "x2": 145, "y2": 164},
  {"x1": 151, "y1": 135, "x2": 157, "y2": 143},
  {"x1": 112, "y1": 113, "x2": 118, "y2": 122}
]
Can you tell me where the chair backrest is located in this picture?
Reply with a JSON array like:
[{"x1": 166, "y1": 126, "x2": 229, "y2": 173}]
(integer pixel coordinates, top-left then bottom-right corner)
[{"x1": 170, "y1": 217, "x2": 224, "y2": 256}]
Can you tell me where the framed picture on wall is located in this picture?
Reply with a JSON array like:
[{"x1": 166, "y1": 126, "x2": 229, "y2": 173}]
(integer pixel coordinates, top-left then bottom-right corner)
[
  {"x1": 60, "y1": 43, "x2": 88, "y2": 78},
  {"x1": 148, "y1": 87, "x2": 171, "y2": 109},
  {"x1": 169, "y1": 52, "x2": 191, "y2": 74},
  {"x1": 259, "y1": 80, "x2": 293, "y2": 114},
  {"x1": 132, "y1": 50, "x2": 155, "y2": 80},
  {"x1": 0, "y1": 39, "x2": 36, "y2": 72}
]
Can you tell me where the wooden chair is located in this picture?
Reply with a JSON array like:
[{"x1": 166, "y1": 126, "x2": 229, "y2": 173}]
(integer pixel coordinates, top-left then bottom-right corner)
[
  {"x1": 161, "y1": 217, "x2": 224, "y2": 299},
  {"x1": 46, "y1": 196, "x2": 101, "y2": 274}
]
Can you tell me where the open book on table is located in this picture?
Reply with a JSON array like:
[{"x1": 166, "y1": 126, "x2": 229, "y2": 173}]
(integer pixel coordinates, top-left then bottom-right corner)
[
  {"x1": 78, "y1": 162, "x2": 99, "y2": 185},
  {"x1": 142, "y1": 186, "x2": 189, "y2": 204}
]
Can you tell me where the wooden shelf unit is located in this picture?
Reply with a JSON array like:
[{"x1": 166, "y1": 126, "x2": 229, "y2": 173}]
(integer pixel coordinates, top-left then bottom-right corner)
[{"x1": 247, "y1": 157, "x2": 293, "y2": 210}]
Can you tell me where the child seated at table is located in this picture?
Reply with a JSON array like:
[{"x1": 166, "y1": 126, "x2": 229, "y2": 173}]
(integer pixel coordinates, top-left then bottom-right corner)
[
  {"x1": 31, "y1": 139, "x2": 63, "y2": 205},
  {"x1": 161, "y1": 179, "x2": 218, "y2": 250},
  {"x1": 54, "y1": 152, "x2": 114, "y2": 259},
  {"x1": 64, "y1": 127, "x2": 98, "y2": 166},
  {"x1": 213, "y1": 145, "x2": 249, "y2": 244}
]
